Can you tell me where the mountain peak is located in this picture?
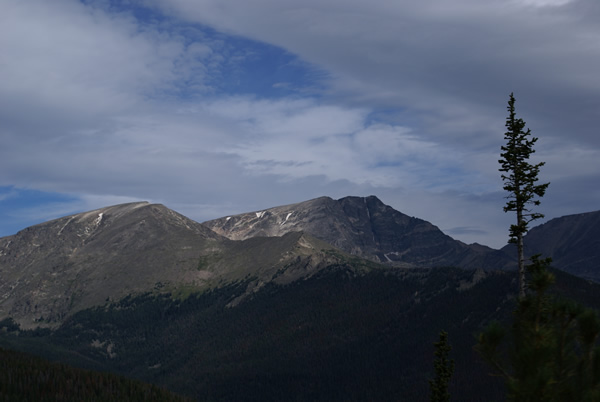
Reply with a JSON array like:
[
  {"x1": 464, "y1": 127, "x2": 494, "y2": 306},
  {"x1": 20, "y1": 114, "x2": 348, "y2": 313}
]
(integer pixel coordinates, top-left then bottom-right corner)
[
  {"x1": 0, "y1": 202, "x2": 222, "y2": 329},
  {"x1": 70, "y1": 201, "x2": 151, "y2": 221},
  {"x1": 203, "y1": 195, "x2": 500, "y2": 269}
]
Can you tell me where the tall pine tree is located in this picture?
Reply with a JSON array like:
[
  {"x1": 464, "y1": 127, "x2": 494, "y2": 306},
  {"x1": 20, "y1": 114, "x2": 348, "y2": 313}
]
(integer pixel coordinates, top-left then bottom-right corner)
[
  {"x1": 499, "y1": 93, "x2": 549, "y2": 299},
  {"x1": 429, "y1": 330, "x2": 454, "y2": 402},
  {"x1": 476, "y1": 256, "x2": 600, "y2": 401}
]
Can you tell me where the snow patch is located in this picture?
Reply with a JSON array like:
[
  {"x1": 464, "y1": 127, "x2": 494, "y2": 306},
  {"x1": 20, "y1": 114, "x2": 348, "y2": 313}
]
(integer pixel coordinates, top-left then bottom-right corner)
[
  {"x1": 280, "y1": 212, "x2": 294, "y2": 225},
  {"x1": 57, "y1": 217, "x2": 75, "y2": 236},
  {"x1": 255, "y1": 211, "x2": 266, "y2": 219},
  {"x1": 94, "y1": 213, "x2": 104, "y2": 226},
  {"x1": 226, "y1": 217, "x2": 231, "y2": 221}
]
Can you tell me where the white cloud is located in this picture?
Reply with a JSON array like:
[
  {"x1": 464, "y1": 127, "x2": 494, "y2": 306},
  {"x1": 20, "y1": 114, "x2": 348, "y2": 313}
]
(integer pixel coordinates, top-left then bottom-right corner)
[
  {"x1": 514, "y1": 0, "x2": 573, "y2": 7},
  {"x1": 0, "y1": 0, "x2": 220, "y2": 129}
]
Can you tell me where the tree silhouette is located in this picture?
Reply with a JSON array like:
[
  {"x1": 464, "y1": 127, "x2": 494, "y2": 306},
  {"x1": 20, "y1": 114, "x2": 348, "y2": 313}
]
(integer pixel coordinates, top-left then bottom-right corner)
[
  {"x1": 476, "y1": 256, "x2": 600, "y2": 401},
  {"x1": 430, "y1": 330, "x2": 455, "y2": 402},
  {"x1": 499, "y1": 92, "x2": 549, "y2": 299}
]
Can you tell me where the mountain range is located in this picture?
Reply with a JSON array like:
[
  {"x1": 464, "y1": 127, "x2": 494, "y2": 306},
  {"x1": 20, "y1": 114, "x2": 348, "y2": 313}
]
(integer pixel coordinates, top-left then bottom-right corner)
[
  {"x1": 1, "y1": 195, "x2": 599, "y2": 329},
  {"x1": 0, "y1": 201, "x2": 359, "y2": 329},
  {"x1": 204, "y1": 195, "x2": 511, "y2": 270},
  {"x1": 1, "y1": 195, "x2": 599, "y2": 400}
]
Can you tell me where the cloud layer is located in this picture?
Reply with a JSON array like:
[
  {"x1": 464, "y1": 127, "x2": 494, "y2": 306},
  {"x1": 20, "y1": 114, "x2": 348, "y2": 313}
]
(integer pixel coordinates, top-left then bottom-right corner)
[{"x1": 1, "y1": 0, "x2": 599, "y2": 248}]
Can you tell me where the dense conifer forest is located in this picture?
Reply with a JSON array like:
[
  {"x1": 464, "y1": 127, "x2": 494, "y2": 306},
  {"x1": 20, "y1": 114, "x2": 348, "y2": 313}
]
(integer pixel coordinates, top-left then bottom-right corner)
[
  {"x1": 0, "y1": 347, "x2": 192, "y2": 401},
  {"x1": 2, "y1": 265, "x2": 600, "y2": 400}
]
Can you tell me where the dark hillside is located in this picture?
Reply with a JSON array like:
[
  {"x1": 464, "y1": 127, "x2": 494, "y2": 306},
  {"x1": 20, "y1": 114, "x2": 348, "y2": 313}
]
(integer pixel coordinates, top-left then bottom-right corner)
[
  {"x1": 3, "y1": 265, "x2": 600, "y2": 401},
  {"x1": 502, "y1": 210, "x2": 600, "y2": 281},
  {"x1": 0, "y1": 346, "x2": 191, "y2": 402},
  {"x1": 0, "y1": 267, "x2": 520, "y2": 401}
]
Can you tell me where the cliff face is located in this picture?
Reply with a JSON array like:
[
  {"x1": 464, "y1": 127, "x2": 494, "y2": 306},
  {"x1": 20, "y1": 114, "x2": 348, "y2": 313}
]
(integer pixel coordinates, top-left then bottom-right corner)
[{"x1": 204, "y1": 195, "x2": 510, "y2": 269}]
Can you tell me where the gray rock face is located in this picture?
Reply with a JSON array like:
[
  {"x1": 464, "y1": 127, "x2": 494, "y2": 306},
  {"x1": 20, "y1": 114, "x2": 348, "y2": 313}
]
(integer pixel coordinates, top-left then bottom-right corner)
[
  {"x1": 502, "y1": 210, "x2": 600, "y2": 281},
  {"x1": 204, "y1": 195, "x2": 509, "y2": 269},
  {"x1": 0, "y1": 201, "x2": 366, "y2": 329},
  {"x1": 0, "y1": 202, "x2": 224, "y2": 329}
]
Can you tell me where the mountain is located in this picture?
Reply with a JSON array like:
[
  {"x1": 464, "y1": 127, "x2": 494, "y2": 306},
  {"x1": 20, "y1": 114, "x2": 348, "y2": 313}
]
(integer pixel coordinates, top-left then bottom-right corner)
[
  {"x1": 0, "y1": 202, "x2": 224, "y2": 329},
  {"x1": 204, "y1": 195, "x2": 512, "y2": 270},
  {"x1": 1, "y1": 197, "x2": 600, "y2": 400},
  {"x1": 0, "y1": 202, "x2": 373, "y2": 329},
  {"x1": 502, "y1": 210, "x2": 600, "y2": 281}
]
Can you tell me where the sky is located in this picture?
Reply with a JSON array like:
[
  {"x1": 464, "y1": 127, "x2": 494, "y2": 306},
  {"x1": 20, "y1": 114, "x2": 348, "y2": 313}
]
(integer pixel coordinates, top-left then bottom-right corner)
[{"x1": 1, "y1": 0, "x2": 599, "y2": 249}]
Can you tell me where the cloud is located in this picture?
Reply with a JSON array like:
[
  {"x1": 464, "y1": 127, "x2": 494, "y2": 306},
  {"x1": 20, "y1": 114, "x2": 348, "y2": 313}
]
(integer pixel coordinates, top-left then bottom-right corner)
[
  {"x1": 1, "y1": 0, "x2": 598, "y2": 250},
  {"x1": 445, "y1": 226, "x2": 490, "y2": 237},
  {"x1": 202, "y1": 97, "x2": 482, "y2": 190},
  {"x1": 515, "y1": 0, "x2": 573, "y2": 6},
  {"x1": 153, "y1": 0, "x2": 600, "y2": 146},
  {"x1": 0, "y1": 0, "x2": 225, "y2": 134}
]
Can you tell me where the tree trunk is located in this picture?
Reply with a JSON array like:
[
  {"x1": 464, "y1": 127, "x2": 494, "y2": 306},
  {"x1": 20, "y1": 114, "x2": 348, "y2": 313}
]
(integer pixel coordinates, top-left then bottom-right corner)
[{"x1": 517, "y1": 209, "x2": 526, "y2": 300}]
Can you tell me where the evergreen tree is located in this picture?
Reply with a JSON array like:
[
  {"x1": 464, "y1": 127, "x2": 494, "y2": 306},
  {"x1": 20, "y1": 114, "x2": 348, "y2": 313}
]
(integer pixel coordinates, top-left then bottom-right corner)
[
  {"x1": 499, "y1": 93, "x2": 549, "y2": 299},
  {"x1": 476, "y1": 256, "x2": 600, "y2": 401},
  {"x1": 430, "y1": 330, "x2": 455, "y2": 402}
]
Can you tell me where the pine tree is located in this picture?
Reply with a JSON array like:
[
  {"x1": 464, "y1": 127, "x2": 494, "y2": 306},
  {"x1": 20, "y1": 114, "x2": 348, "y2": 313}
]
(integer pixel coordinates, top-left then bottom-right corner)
[
  {"x1": 429, "y1": 330, "x2": 455, "y2": 402},
  {"x1": 476, "y1": 256, "x2": 600, "y2": 401},
  {"x1": 499, "y1": 93, "x2": 549, "y2": 299}
]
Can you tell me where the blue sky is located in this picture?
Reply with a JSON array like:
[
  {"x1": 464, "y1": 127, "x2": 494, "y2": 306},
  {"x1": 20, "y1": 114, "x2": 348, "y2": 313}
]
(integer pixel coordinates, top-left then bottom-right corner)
[{"x1": 1, "y1": 0, "x2": 599, "y2": 248}]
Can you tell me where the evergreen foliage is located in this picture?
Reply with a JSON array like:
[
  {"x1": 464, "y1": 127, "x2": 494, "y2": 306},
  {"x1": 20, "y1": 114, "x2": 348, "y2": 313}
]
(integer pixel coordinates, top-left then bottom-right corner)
[
  {"x1": 1, "y1": 268, "x2": 515, "y2": 401},
  {"x1": 499, "y1": 92, "x2": 549, "y2": 299},
  {"x1": 476, "y1": 256, "x2": 600, "y2": 401},
  {"x1": 429, "y1": 330, "x2": 455, "y2": 402},
  {"x1": 0, "y1": 347, "x2": 192, "y2": 402},
  {"x1": 3, "y1": 266, "x2": 600, "y2": 401}
]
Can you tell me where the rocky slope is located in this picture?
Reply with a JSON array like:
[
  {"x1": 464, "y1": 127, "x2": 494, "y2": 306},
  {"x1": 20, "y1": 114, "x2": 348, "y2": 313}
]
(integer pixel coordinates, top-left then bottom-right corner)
[
  {"x1": 204, "y1": 195, "x2": 511, "y2": 270},
  {"x1": 0, "y1": 202, "x2": 371, "y2": 329},
  {"x1": 0, "y1": 202, "x2": 224, "y2": 328}
]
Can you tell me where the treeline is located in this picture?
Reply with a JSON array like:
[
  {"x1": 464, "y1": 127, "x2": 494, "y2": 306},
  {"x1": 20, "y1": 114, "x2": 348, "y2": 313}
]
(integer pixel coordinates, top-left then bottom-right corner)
[{"x1": 0, "y1": 347, "x2": 192, "y2": 402}]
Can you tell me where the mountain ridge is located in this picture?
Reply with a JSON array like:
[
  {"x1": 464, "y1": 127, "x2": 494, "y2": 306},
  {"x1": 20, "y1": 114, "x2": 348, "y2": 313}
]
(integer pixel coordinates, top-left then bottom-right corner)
[
  {"x1": 1, "y1": 195, "x2": 598, "y2": 329},
  {"x1": 0, "y1": 201, "x2": 373, "y2": 328},
  {"x1": 503, "y1": 209, "x2": 600, "y2": 281},
  {"x1": 204, "y1": 195, "x2": 512, "y2": 270},
  {"x1": 0, "y1": 202, "x2": 225, "y2": 328},
  {"x1": 1, "y1": 196, "x2": 600, "y2": 400}
]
